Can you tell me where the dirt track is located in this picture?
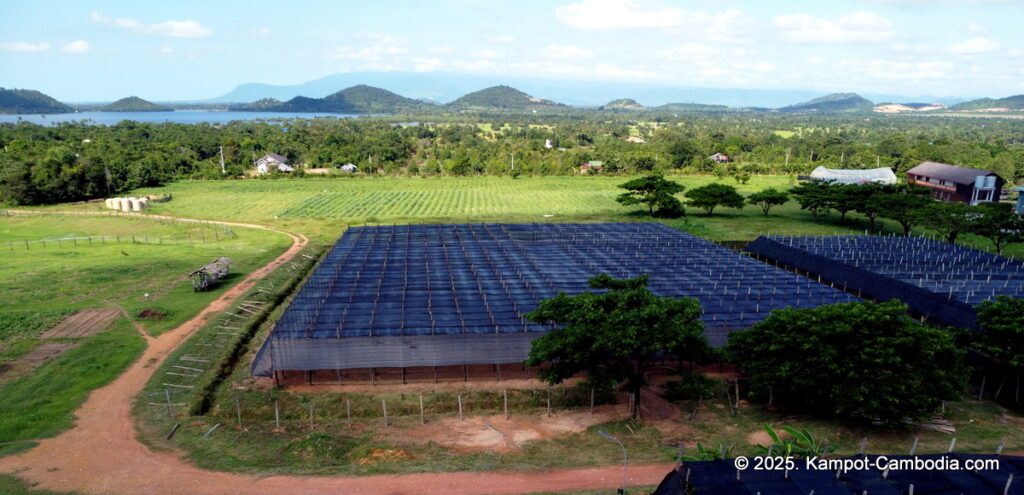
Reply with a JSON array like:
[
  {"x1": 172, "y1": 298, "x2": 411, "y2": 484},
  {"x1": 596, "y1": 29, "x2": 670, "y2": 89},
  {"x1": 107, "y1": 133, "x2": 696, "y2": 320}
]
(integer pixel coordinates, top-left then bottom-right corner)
[{"x1": 0, "y1": 213, "x2": 673, "y2": 495}]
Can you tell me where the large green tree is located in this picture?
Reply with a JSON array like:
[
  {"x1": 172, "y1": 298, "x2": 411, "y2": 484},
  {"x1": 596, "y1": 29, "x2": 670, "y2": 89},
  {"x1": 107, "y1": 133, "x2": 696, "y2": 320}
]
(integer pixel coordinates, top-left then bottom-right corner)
[
  {"x1": 970, "y1": 202, "x2": 1024, "y2": 255},
  {"x1": 526, "y1": 274, "x2": 709, "y2": 418},
  {"x1": 728, "y1": 300, "x2": 966, "y2": 426},
  {"x1": 974, "y1": 297, "x2": 1024, "y2": 370},
  {"x1": 873, "y1": 185, "x2": 933, "y2": 235},
  {"x1": 916, "y1": 202, "x2": 977, "y2": 244},
  {"x1": 746, "y1": 187, "x2": 790, "y2": 216},
  {"x1": 685, "y1": 183, "x2": 745, "y2": 216},
  {"x1": 615, "y1": 175, "x2": 685, "y2": 217}
]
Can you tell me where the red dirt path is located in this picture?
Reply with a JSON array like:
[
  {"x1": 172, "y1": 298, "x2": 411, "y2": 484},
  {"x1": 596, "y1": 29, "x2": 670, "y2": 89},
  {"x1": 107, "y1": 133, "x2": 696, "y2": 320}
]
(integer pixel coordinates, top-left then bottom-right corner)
[{"x1": 0, "y1": 212, "x2": 674, "y2": 495}]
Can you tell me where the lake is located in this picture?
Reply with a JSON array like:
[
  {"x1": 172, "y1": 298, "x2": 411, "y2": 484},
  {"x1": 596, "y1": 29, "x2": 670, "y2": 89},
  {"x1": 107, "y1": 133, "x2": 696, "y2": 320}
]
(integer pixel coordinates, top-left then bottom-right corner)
[{"x1": 0, "y1": 110, "x2": 360, "y2": 126}]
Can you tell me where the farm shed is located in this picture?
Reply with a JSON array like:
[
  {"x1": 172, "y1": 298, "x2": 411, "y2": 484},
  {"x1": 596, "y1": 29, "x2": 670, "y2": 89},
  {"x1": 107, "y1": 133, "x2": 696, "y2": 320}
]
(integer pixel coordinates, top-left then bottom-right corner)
[
  {"x1": 906, "y1": 161, "x2": 1004, "y2": 205},
  {"x1": 746, "y1": 234, "x2": 1024, "y2": 329},
  {"x1": 657, "y1": 454, "x2": 1024, "y2": 495},
  {"x1": 252, "y1": 223, "x2": 854, "y2": 382},
  {"x1": 809, "y1": 166, "x2": 897, "y2": 185},
  {"x1": 579, "y1": 161, "x2": 603, "y2": 174},
  {"x1": 190, "y1": 257, "x2": 232, "y2": 291}
]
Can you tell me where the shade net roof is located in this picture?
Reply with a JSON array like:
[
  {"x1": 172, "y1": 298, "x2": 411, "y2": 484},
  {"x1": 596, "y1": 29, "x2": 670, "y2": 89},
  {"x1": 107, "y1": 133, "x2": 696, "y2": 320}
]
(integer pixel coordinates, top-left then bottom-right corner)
[
  {"x1": 656, "y1": 454, "x2": 1024, "y2": 495},
  {"x1": 252, "y1": 223, "x2": 855, "y2": 376},
  {"x1": 747, "y1": 234, "x2": 1024, "y2": 329}
]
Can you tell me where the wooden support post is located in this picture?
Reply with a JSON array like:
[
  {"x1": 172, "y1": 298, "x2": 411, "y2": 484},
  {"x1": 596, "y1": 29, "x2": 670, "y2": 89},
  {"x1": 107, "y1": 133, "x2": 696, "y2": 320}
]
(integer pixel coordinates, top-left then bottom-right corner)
[
  {"x1": 496, "y1": 363, "x2": 501, "y2": 381},
  {"x1": 547, "y1": 390, "x2": 552, "y2": 417},
  {"x1": 433, "y1": 366, "x2": 438, "y2": 383},
  {"x1": 420, "y1": 395, "x2": 425, "y2": 425},
  {"x1": 346, "y1": 399, "x2": 351, "y2": 425},
  {"x1": 382, "y1": 399, "x2": 388, "y2": 427},
  {"x1": 274, "y1": 401, "x2": 280, "y2": 429},
  {"x1": 309, "y1": 404, "x2": 315, "y2": 430},
  {"x1": 371, "y1": 368, "x2": 376, "y2": 385},
  {"x1": 503, "y1": 389, "x2": 508, "y2": 420},
  {"x1": 590, "y1": 386, "x2": 595, "y2": 414},
  {"x1": 165, "y1": 389, "x2": 174, "y2": 418},
  {"x1": 458, "y1": 394, "x2": 464, "y2": 421},
  {"x1": 306, "y1": 370, "x2": 312, "y2": 385},
  {"x1": 979, "y1": 375, "x2": 987, "y2": 401}
]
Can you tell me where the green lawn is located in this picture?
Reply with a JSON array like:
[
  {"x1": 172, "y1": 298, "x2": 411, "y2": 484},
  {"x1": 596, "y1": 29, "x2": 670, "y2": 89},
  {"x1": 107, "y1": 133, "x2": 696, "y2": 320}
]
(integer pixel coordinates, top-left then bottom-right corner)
[
  {"x1": 0, "y1": 214, "x2": 293, "y2": 336},
  {"x1": 0, "y1": 475, "x2": 79, "y2": 495},
  {"x1": 0, "y1": 320, "x2": 145, "y2": 456}
]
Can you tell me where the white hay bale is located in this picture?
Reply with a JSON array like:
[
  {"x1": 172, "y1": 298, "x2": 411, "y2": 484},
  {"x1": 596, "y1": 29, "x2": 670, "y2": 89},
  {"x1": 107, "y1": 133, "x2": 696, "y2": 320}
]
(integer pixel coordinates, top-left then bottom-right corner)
[
  {"x1": 138, "y1": 197, "x2": 150, "y2": 209},
  {"x1": 109, "y1": 198, "x2": 121, "y2": 210},
  {"x1": 130, "y1": 198, "x2": 144, "y2": 212},
  {"x1": 104, "y1": 198, "x2": 112, "y2": 209},
  {"x1": 121, "y1": 197, "x2": 133, "y2": 212}
]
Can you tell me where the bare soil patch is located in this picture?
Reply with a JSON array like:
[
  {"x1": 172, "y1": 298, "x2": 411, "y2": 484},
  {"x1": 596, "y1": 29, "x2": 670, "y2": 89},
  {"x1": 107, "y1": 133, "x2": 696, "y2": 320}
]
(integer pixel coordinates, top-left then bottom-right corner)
[
  {"x1": 40, "y1": 308, "x2": 120, "y2": 339},
  {"x1": 393, "y1": 408, "x2": 619, "y2": 452},
  {"x1": 137, "y1": 308, "x2": 168, "y2": 320},
  {"x1": 0, "y1": 342, "x2": 77, "y2": 380}
]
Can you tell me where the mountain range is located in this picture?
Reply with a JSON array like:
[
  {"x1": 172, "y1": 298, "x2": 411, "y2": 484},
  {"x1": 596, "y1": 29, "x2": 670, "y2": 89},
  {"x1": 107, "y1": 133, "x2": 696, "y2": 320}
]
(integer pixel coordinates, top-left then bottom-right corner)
[
  {"x1": 0, "y1": 88, "x2": 73, "y2": 114},
  {"x1": 101, "y1": 96, "x2": 170, "y2": 112},
  {"x1": 204, "y1": 71, "x2": 972, "y2": 108}
]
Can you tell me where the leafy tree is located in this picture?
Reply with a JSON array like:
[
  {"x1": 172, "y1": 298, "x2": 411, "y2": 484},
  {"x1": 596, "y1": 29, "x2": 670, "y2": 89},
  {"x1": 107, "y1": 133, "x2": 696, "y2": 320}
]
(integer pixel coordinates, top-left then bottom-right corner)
[
  {"x1": 974, "y1": 297, "x2": 1024, "y2": 369},
  {"x1": 970, "y1": 202, "x2": 1024, "y2": 255},
  {"x1": 732, "y1": 168, "x2": 752, "y2": 185},
  {"x1": 616, "y1": 175, "x2": 685, "y2": 217},
  {"x1": 746, "y1": 188, "x2": 790, "y2": 216},
  {"x1": 916, "y1": 202, "x2": 977, "y2": 244},
  {"x1": 526, "y1": 274, "x2": 709, "y2": 418},
  {"x1": 790, "y1": 181, "x2": 833, "y2": 219},
  {"x1": 685, "y1": 183, "x2": 745, "y2": 216},
  {"x1": 852, "y1": 183, "x2": 889, "y2": 230},
  {"x1": 827, "y1": 184, "x2": 862, "y2": 224},
  {"x1": 873, "y1": 185, "x2": 933, "y2": 235},
  {"x1": 727, "y1": 300, "x2": 966, "y2": 426}
]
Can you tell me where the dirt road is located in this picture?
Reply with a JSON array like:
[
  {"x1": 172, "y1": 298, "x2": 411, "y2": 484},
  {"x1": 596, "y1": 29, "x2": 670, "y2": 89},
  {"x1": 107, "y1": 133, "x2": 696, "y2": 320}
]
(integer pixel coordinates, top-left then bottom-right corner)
[{"x1": 0, "y1": 213, "x2": 673, "y2": 495}]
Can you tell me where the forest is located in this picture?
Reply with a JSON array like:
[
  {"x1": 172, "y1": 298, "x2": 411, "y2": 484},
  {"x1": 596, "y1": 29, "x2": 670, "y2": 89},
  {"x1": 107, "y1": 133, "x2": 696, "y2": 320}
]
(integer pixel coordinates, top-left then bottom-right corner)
[{"x1": 0, "y1": 113, "x2": 1022, "y2": 206}]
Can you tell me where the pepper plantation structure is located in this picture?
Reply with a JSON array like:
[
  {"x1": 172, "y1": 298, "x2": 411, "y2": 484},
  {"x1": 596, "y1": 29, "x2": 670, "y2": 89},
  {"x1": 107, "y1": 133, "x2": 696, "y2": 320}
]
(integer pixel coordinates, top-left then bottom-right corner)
[{"x1": 252, "y1": 222, "x2": 856, "y2": 384}]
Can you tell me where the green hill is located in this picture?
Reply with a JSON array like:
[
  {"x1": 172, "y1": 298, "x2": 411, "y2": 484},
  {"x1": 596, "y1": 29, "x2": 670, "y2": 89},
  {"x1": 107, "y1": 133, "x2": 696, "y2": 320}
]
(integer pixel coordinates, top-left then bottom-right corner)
[
  {"x1": 600, "y1": 98, "x2": 645, "y2": 111},
  {"x1": 655, "y1": 102, "x2": 731, "y2": 112},
  {"x1": 780, "y1": 93, "x2": 874, "y2": 114},
  {"x1": 238, "y1": 85, "x2": 430, "y2": 113},
  {"x1": 446, "y1": 85, "x2": 563, "y2": 110},
  {"x1": 0, "y1": 88, "x2": 73, "y2": 114},
  {"x1": 950, "y1": 94, "x2": 1024, "y2": 111},
  {"x1": 101, "y1": 96, "x2": 170, "y2": 112}
]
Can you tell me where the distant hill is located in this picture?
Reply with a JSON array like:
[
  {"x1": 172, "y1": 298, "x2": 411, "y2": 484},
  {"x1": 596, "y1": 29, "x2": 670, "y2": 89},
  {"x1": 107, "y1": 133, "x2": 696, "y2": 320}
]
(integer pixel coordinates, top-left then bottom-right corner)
[
  {"x1": 600, "y1": 98, "x2": 645, "y2": 111},
  {"x1": 233, "y1": 85, "x2": 431, "y2": 114},
  {"x1": 950, "y1": 94, "x2": 1024, "y2": 111},
  {"x1": 446, "y1": 85, "x2": 564, "y2": 110},
  {"x1": 101, "y1": 96, "x2": 170, "y2": 112},
  {"x1": 655, "y1": 102, "x2": 732, "y2": 112},
  {"x1": 780, "y1": 93, "x2": 874, "y2": 114},
  {"x1": 0, "y1": 88, "x2": 73, "y2": 114}
]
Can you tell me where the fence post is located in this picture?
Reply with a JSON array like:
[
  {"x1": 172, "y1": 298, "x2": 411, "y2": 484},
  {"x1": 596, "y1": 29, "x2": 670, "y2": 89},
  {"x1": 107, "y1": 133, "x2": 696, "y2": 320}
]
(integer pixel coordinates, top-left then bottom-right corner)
[
  {"x1": 164, "y1": 389, "x2": 174, "y2": 418},
  {"x1": 236, "y1": 396, "x2": 242, "y2": 428},
  {"x1": 419, "y1": 395, "x2": 425, "y2": 425},
  {"x1": 458, "y1": 394, "x2": 463, "y2": 421},
  {"x1": 504, "y1": 389, "x2": 508, "y2": 420},
  {"x1": 274, "y1": 401, "x2": 280, "y2": 429},
  {"x1": 346, "y1": 399, "x2": 351, "y2": 425},
  {"x1": 382, "y1": 399, "x2": 388, "y2": 427}
]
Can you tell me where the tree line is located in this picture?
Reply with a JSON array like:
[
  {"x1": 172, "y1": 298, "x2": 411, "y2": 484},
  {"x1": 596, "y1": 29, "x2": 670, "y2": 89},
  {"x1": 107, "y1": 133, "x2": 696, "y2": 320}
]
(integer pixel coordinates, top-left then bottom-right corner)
[{"x1": 1, "y1": 112, "x2": 1022, "y2": 205}]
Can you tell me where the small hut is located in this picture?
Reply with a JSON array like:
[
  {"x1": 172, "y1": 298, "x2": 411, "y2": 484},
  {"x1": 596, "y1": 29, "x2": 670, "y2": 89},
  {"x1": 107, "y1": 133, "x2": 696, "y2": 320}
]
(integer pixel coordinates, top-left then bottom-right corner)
[{"x1": 190, "y1": 257, "x2": 232, "y2": 291}]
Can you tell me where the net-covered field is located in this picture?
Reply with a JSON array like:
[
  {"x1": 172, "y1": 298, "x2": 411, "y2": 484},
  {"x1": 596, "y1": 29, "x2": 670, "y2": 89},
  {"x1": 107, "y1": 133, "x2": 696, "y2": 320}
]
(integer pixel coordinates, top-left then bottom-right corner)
[{"x1": 746, "y1": 234, "x2": 1024, "y2": 328}]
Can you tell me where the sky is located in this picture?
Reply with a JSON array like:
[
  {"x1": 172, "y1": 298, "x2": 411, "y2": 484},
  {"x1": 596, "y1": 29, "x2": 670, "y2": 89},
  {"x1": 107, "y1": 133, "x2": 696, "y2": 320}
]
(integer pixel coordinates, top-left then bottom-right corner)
[{"x1": 1, "y1": 0, "x2": 1023, "y2": 101}]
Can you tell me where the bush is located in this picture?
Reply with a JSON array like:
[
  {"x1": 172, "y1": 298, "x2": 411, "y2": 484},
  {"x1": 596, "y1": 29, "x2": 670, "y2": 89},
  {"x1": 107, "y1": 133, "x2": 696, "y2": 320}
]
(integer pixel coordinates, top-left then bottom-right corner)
[
  {"x1": 974, "y1": 296, "x2": 1024, "y2": 368},
  {"x1": 727, "y1": 300, "x2": 966, "y2": 427}
]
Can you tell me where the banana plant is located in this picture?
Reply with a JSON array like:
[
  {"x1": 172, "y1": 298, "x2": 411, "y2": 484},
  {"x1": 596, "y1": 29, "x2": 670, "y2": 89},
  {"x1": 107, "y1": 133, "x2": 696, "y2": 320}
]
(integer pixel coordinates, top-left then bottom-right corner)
[
  {"x1": 756, "y1": 423, "x2": 834, "y2": 457},
  {"x1": 682, "y1": 442, "x2": 734, "y2": 461}
]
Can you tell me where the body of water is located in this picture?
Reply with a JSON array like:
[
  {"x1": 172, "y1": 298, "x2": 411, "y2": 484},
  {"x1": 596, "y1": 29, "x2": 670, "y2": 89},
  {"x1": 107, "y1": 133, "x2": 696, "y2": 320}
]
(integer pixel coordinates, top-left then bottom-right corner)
[{"x1": 0, "y1": 110, "x2": 360, "y2": 126}]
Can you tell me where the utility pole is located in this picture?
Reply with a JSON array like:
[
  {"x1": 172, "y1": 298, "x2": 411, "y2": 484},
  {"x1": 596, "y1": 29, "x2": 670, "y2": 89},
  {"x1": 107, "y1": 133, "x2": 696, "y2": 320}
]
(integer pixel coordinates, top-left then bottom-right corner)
[
  {"x1": 219, "y1": 146, "x2": 226, "y2": 174},
  {"x1": 510, "y1": 152, "x2": 514, "y2": 172}
]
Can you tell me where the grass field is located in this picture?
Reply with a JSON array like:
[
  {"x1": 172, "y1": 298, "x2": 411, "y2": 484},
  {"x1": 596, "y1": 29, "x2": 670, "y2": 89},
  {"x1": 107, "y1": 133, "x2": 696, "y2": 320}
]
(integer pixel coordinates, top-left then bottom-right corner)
[{"x1": 0, "y1": 213, "x2": 293, "y2": 458}]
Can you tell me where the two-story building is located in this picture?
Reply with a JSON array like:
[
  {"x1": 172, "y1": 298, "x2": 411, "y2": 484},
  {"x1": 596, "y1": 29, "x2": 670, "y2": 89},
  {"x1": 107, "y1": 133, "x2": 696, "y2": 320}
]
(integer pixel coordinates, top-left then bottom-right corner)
[{"x1": 905, "y1": 161, "x2": 1004, "y2": 205}]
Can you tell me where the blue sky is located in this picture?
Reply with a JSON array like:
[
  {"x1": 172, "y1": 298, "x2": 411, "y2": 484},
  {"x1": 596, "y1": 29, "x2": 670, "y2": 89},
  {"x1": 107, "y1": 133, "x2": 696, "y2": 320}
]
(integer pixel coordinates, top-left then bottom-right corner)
[{"x1": 1, "y1": 0, "x2": 1023, "y2": 101}]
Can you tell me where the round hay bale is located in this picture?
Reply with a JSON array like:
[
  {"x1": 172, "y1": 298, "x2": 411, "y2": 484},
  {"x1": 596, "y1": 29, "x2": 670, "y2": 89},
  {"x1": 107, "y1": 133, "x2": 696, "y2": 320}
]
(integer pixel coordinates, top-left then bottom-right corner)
[
  {"x1": 130, "y1": 198, "x2": 143, "y2": 212},
  {"x1": 120, "y1": 197, "x2": 132, "y2": 212}
]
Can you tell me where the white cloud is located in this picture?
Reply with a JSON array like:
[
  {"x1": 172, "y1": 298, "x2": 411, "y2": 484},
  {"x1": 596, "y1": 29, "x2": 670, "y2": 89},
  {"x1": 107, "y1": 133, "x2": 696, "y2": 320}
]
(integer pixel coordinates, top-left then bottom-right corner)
[
  {"x1": 160, "y1": 46, "x2": 174, "y2": 54},
  {"x1": 412, "y1": 57, "x2": 443, "y2": 72},
  {"x1": 91, "y1": 12, "x2": 212, "y2": 38},
  {"x1": 967, "y1": 23, "x2": 988, "y2": 35},
  {"x1": 1, "y1": 41, "x2": 50, "y2": 53},
  {"x1": 773, "y1": 11, "x2": 893, "y2": 43},
  {"x1": 1009, "y1": 48, "x2": 1024, "y2": 57},
  {"x1": 329, "y1": 34, "x2": 408, "y2": 71},
  {"x1": 555, "y1": 0, "x2": 684, "y2": 29},
  {"x1": 471, "y1": 49, "x2": 504, "y2": 59},
  {"x1": 254, "y1": 27, "x2": 271, "y2": 38},
  {"x1": 61, "y1": 40, "x2": 90, "y2": 54},
  {"x1": 545, "y1": 44, "x2": 594, "y2": 60},
  {"x1": 488, "y1": 35, "x2": 516, "y2": 44},
  {"x1": 948, "y1": 37, "x2": 1001, "y2": 54}
]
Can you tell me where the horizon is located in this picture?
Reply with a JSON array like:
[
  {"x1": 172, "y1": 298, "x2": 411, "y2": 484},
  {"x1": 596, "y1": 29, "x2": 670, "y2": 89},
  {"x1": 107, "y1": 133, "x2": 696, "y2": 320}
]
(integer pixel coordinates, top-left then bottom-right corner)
[{"x1": 2, "y1": 0, "x2": 1023, "y2": 102}]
